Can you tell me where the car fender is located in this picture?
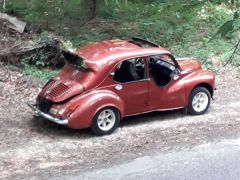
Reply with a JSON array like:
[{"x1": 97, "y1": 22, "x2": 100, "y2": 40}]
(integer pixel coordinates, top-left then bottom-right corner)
[
  {"x1": 182, "y1": 71, "x2": 215, "y2": 106},
  {"x1": 67, "y1": 90, "x2": 124, "y2": 129}
]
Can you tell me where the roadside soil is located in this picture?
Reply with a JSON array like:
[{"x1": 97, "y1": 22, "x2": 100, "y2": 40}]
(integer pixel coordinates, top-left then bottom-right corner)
[{"x1": 0, "y1": 65, "x2": 239, "y2": 179}]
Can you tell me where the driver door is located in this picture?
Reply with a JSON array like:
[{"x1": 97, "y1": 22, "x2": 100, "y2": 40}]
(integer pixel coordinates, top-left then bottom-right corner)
[{"x1": 148, "y1": 54, "x2": 186, "y2": 110}]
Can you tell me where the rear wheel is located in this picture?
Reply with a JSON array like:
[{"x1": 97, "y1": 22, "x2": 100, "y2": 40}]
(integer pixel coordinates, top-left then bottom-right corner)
[
  {"x1": 91, "y1": 107, "x2": 120, "y2": 135},
  {"x1": 187, "y1": 87, "x2": 211, "y2": 115}
]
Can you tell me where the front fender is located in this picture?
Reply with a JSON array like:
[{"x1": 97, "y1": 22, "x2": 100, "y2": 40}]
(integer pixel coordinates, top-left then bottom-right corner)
[
  {"x1": 67, "y1": 90, "x2": 124, "y2": 129},
  {"x1": 183, "y1": 71, "x2": 215, "y2": 106}
]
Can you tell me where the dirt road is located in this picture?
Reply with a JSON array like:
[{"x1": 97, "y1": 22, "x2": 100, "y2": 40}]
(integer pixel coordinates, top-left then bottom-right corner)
[{"x1": 0, "y1": 66, "x2": 239, "y2": 179}]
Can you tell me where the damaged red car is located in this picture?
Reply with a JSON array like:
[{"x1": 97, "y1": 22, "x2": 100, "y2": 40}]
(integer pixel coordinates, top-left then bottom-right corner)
[{"x1": 28, "y1": 38, "x2": 215, "y2": 135}]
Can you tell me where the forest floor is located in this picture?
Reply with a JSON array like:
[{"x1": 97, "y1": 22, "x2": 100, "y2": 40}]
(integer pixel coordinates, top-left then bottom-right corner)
[{"x1": 0, "y1": 65, "x2": 240, "y2": 179}]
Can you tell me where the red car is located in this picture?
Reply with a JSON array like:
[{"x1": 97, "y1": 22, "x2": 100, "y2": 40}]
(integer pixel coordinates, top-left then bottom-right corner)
[{"x1": 28, "y1": 38, "x2": 215, "y2": 135}]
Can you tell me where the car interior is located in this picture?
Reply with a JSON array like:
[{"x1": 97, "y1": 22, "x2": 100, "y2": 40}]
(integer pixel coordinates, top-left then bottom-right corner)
[
  {"x1": 113, "y1": 55, "x2": 176, "y2": 86},
  {"x1": 113, "y1": 58, "x2": 146, "y2": 83},
  {"x1": 149, "y1": 55, "x2": 176, "y2": 87}
]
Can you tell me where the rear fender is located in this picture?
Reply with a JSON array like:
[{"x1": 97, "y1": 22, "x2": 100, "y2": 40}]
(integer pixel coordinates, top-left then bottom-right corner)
[{"x1": 67, "y1": 90, "x2": 124, "y2": 129}]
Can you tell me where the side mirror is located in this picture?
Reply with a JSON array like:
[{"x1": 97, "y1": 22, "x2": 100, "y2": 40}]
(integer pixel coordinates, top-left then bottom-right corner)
[
  {"x1": 109, "y1": 72, "x2": 115, "y2": 76},
  {"x1": 172, "y1": 69, "x2": 180, "y2": 80}
]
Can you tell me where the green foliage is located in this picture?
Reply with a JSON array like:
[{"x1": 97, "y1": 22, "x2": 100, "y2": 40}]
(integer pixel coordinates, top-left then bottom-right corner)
[
  {"x1": 21, "y1": 33, "x2": 63, "y2": 68},
  {"x1": 17, "y1": 34, "x2": 63, "y2": 80},
  {"x1": 63, "y1": 51, "x2": 90, "y2": 71},
  {"x1": 68, "y1": 1, "x2": 239, "y2": 68},
  {"x1": 211, "y1": 10, "x2": 240, "y2": 39},
  {"x1": 2, "y1": 0, "x2": 28, "y2": 15},
  {"x1": 3, "y1": 0, "x2": 82, "y2": 29},
  {"x1": 2, "y1": 0, "x2": 240, "y2": 80},
  {"x1": 20, "y1": 64, "x2": 58, "y2": 80}
]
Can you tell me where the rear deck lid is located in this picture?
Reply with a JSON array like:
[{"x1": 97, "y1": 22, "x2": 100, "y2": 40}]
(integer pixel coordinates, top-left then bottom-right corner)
[{"x1": 39, "y1": 79, "x2": 84, "y2": 102}]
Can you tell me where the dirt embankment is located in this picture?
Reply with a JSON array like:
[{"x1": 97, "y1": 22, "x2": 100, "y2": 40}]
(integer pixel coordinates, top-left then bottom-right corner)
[{"x1": 0, "y1": 65, "x2": 239, "y2": 179}]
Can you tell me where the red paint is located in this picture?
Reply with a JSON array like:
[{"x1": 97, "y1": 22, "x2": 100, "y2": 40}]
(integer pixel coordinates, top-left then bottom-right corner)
[{"x1": 35, "y1": 39, "x2": 215, "y2": 129}]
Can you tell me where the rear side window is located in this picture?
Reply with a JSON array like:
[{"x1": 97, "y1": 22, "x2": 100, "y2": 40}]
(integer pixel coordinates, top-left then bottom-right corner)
[{"x1": 113, "y1": 58, "x2": 146, "y2": 83}]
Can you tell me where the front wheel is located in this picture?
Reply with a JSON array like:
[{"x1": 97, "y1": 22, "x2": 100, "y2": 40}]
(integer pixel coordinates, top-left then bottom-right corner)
[
  {"x1": 187, "y1": 87, "x2": 211, "y2": 115},
  {"x1": 91, "y1": 107, "x2": 120, "y2": 135}
]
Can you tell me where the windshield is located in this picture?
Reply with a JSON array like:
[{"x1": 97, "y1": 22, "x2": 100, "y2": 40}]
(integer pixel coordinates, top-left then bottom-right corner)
[{"x1": 62, "y1": 51, "x2": 90, "y2": 72}]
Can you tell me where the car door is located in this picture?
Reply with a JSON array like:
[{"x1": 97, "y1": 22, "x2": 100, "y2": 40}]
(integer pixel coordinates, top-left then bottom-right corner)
[
  {"x1": 147, "y1": 54, "x2": 186, "y2": 110},
  {"x1": 111, "y1": 58, "x2": 149, "y2": 115}
]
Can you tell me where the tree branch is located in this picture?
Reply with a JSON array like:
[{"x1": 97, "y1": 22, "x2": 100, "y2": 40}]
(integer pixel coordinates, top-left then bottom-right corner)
[{"x1": 224, "y1": 38, "x2": 240, "y2": 66}]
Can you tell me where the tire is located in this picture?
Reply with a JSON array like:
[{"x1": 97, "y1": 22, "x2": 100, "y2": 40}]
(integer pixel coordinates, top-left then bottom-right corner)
[
  {"x1": 187, "y1": 87, "x2": 211, "y2": 115},
  {"x1": 91, "y1": 107, "x2": 120, "y2": 135}
]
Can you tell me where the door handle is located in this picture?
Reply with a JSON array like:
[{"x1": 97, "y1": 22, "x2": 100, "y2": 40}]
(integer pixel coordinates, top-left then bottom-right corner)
[{"x1": 115, "y1": 84, "x2": 123, "y2": 91}]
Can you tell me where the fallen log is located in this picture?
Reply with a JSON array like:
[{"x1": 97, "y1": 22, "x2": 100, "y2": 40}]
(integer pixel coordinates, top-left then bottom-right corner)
[
  {"x1": 0, "y1": 35, "x2": 65, "y2": 68},
  {"x1": 0, "y1": 12, "x2": 26, "y2": 33}
]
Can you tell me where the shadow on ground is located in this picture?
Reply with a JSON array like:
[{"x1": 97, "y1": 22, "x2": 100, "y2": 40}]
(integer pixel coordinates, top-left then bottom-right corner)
[{"x1": 27, "y1": 108, "x2": 186, "y2": 138}]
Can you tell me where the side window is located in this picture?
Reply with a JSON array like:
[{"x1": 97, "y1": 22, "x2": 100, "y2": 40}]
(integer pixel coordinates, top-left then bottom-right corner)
[{"x1": 113, "y1": 58, "x2": 146, "y2": 83}]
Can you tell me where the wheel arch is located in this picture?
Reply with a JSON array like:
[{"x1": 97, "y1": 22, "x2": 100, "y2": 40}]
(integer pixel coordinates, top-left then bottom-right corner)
[
  {"x1": 192, "y1": 83, "x2": 214, "y2": 97},
  {"x1": 94, "y1": 105, "x2": 122, "y2": 121},
  {"x1": 184, "y1": 81, "x2": 214, "y2": 107},
  {"x1": 187, "y1": 84, "x2": 212, "y2": 115},
  {"x1": 67, "y1": 90, "x2": 124, "y2": 129}
]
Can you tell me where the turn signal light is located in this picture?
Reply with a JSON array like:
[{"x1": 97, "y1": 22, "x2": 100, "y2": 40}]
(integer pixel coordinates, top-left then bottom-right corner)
[{"x1": 65, "y1": 104, "x2": 79, "y2": 117}]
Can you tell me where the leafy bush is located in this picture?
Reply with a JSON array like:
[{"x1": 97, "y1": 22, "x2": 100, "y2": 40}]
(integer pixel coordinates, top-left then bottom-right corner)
[
  {"x1": 20, "y1": 34, "x2": 64, "y2": 68},
  {"x1": 2, "y1": 0, "x2": 240, "y2": 79},
  {"x1": 66, "y1": 1, "x2": 239, "y2": 68},
  {"x1": 3, "y1": 0, "x2": 82, "y2": 29},
  {"x1": 20, "y1": 64, "x2": 57, "y2": 80}
]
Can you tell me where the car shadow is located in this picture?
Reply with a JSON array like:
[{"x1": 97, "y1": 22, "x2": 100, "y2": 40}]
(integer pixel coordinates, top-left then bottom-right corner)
[
  {"x1": 28, "y1": 116, "x2": 94, "y2": 138},
  {"x1": 119, "y1": 109, "x2": 186, "y2": 127},
  {"x1": 27, "y1": 109, "x2": 186, "y2": 138}
]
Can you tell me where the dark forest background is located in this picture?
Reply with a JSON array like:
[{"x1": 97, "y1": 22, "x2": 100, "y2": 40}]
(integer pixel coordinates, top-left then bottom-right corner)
[{"x1": 0, "y1": 0, "x2": 239, "y2": 79}]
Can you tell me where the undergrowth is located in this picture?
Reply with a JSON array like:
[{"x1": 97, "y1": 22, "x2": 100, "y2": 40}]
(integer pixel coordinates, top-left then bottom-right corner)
[
  {"x1": 62, "y1": 1, "x2": 240, "y2": 68},
  {"x1": 2, "y1": 0, "x2": 240, "y2": 79},
  {"x1": 20, "y1": 64, "x2": 57, "y2": 81}
]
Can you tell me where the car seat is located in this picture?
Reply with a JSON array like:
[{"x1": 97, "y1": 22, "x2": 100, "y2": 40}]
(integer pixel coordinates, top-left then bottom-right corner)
[{"x1": 114, "y1": 61, "x2": 140, "y2": 83}]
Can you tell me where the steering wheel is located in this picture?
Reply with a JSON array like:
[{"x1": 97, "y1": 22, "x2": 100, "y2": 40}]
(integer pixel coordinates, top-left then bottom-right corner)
[{"x1": 134, "y1": 58, "x2": 145, "y2": 71}]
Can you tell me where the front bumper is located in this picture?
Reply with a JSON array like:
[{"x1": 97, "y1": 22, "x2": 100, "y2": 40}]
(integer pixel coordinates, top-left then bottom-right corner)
[{"x1": 27, "y1": 103, "x2": 68, "y2": 125}]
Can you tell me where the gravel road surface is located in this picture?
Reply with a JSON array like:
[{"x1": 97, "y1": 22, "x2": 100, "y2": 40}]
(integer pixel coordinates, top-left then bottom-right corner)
[{"x1": 0, "y1": 66, "x2": 239, "y2": 179}]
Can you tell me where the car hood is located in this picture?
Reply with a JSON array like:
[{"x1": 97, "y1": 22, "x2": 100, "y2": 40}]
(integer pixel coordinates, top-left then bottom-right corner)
[
  {"x1": 176, "y1": 58, "x2": 202, "y2": 72},
  {"x1": 39, "y1": 79, "x2": 84, "y2": 103}
]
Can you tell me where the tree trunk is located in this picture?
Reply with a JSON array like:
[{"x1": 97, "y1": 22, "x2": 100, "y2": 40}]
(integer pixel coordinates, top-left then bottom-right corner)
[
  {"x1": 230, "y1": 0, "x2": 238, "y2": 8},
  {"x1": 80, "y1": 0, "x2": 97, "y2": 24},
  {"x1": 3, "y1": 0, "x2": 6, "y2": 12}
]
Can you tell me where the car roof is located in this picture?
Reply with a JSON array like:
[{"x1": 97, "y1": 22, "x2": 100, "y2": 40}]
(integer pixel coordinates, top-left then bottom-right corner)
[{"x1": 76, "y1": 39, "x2": 171, "y2": 72}]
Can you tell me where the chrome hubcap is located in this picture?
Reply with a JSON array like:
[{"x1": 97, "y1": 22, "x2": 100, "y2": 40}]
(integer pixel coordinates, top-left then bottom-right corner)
[
  {"x1": 97, "y1": 109, "x2": 116, "y2": 131},
  {"x1": 192, "y1": 92, "x2": 209, "y2": 112}
]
